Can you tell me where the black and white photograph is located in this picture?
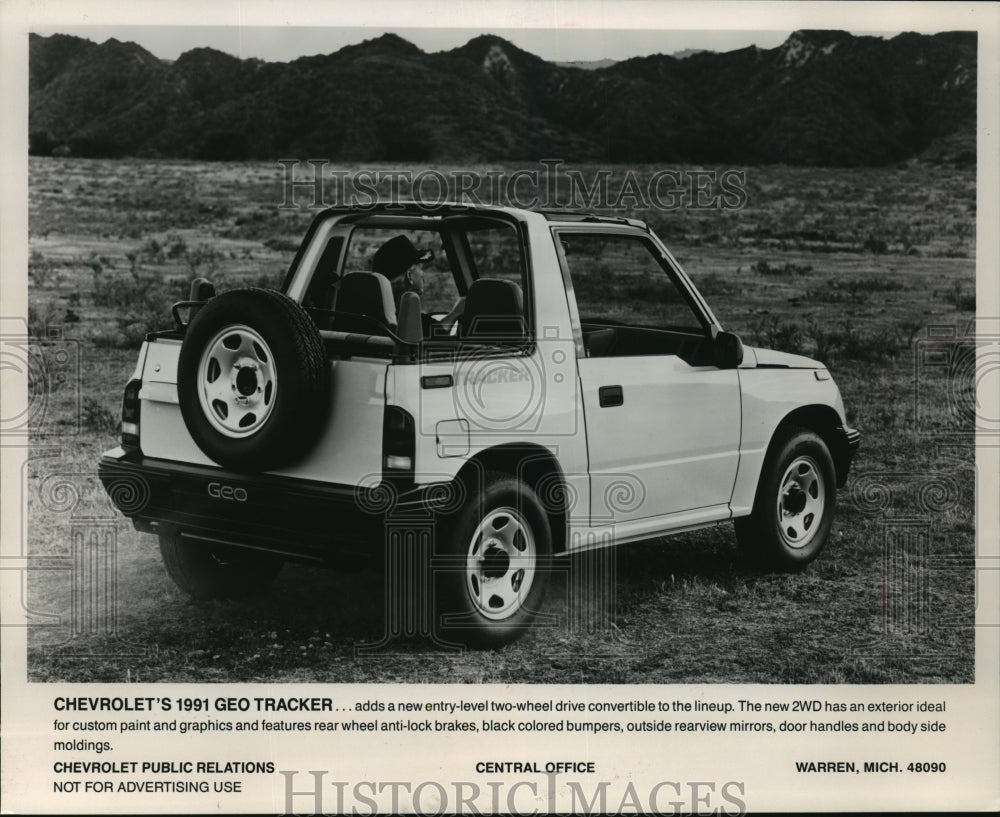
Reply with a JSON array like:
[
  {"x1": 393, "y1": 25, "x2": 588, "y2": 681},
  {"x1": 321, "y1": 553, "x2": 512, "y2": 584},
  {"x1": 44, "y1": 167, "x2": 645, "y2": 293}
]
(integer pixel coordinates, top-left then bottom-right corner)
[{"x1": 2, "y1": 0, "x2": 998, "y2": 813}]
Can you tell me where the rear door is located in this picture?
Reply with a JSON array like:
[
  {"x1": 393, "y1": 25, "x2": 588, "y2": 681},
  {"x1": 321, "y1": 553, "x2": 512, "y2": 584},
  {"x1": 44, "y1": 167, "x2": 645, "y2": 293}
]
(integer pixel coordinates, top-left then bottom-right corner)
[
  {"x1": 556, "y1": 230, "x2": 741, "y2": 524},
  {"x1": 138, "y1": 339, "x2": 388, "y2": 486}
]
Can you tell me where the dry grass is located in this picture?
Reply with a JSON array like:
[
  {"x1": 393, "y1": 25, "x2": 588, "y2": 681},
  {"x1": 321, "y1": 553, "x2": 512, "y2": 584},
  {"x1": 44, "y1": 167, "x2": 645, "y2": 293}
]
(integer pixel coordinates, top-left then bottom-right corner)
[{"x1": 25, "y1": 157, "x2": 976, "y2": 683}]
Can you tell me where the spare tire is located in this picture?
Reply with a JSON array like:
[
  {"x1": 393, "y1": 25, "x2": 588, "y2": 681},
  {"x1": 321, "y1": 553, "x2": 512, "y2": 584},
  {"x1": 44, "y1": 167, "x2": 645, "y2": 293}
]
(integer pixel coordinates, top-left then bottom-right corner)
[{"x1": 177, "y1": 288, "x2": 328, "y2": 471}]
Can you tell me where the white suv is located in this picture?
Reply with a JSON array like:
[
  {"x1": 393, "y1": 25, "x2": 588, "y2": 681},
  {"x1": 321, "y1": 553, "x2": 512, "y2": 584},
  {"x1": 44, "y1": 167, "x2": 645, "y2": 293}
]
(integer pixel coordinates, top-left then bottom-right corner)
[{"x1": 99, "y1": 203, "x2": 859, "y2": 646}]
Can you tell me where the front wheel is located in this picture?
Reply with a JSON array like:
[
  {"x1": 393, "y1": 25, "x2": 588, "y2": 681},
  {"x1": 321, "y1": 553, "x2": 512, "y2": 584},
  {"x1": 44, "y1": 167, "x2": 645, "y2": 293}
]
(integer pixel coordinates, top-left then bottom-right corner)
[
  {"x1": 735, "y1": 428, "x2": 836, "y2": 570},
  {"x1": 158, "y1": 533, "x2": 283, "y2": 600},
  {"x1": 433, "y1": 471, "x2": 551, "y2": 648}
]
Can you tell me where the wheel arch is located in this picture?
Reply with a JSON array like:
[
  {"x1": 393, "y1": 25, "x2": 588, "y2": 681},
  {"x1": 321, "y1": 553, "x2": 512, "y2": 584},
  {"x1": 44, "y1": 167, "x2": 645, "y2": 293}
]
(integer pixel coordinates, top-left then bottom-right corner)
[
  {"x1": 455, "y1": 443, "x2": 570, "y2": 553},
  {"x1": 768, "y1": 404, "x2": 850, "y2": 487}
]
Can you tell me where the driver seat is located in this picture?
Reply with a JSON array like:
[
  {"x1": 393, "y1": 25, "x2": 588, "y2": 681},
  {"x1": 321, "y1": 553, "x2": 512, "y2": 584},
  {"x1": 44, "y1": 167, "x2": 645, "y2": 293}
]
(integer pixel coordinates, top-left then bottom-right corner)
[
  {"x1": 459, "y1": 278, "x2": 525, "y2": 340},
  {"x1": 334, "y1": 272, "x2": 397, "y2": 336}
]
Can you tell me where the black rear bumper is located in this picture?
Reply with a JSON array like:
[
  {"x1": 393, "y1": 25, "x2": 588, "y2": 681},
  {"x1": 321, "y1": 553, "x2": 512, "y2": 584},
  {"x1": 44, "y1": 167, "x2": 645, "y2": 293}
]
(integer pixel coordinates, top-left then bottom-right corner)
[{"x1": 98, "y1": 448, "x2": 435, "y2": 564}]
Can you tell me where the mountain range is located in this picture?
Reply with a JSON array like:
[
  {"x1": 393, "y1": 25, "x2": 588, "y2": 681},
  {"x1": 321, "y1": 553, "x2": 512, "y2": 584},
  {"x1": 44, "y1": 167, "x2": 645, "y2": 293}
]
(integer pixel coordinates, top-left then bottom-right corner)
[{"x1": 28, "y1": 30, "x2": 976, "y2": 166}]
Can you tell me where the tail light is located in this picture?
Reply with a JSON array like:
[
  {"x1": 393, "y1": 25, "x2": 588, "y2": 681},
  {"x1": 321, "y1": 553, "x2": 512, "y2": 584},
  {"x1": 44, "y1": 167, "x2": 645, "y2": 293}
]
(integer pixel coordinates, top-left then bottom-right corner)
[
  {"x1": 121, "y1": 379, "x2": 141, "y2": 450},
  {"x1": 383, "y1": 405, "x2": 415, "y2": 480}
]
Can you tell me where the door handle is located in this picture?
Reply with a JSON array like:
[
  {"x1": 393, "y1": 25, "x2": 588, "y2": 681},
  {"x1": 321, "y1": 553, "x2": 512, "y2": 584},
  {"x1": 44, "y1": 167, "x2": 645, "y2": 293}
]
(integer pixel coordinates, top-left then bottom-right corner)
[{"x1": 599, "y1": 385, "x2": 623, "y2": 407}]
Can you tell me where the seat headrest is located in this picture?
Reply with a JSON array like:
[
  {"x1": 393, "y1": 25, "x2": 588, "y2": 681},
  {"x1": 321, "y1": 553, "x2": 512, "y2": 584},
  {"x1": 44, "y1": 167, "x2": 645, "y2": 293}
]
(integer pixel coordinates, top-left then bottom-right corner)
[
  {"x1": 336, "y1": 272, "x2": 397, "y2": 335},
  {"x1": 396, "y1": 290, "x2": 423, "y2": 344},
  {"x1": 459, "y1": 278, "x2": 525, "y2": 340}
]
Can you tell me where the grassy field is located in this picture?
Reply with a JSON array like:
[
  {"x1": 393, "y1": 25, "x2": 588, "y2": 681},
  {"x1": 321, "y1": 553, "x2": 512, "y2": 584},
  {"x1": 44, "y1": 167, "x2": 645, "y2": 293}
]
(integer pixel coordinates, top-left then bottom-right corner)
[{"x1": 24, "y1": 157, "x2": 976, "y2": 683}]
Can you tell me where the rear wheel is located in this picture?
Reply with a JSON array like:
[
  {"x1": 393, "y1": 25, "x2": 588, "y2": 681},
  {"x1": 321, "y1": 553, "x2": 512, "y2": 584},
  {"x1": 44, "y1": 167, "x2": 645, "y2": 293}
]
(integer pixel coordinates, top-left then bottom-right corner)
[
  {"x1": 433, "y1": 471, "x2": 551, "y2": 648},
  {"x1": 735, "y1": 428, "x2": 836, "y2": 570},
  {"x1": 158, "y1": 533, "x2": 283, "y2": 600}
]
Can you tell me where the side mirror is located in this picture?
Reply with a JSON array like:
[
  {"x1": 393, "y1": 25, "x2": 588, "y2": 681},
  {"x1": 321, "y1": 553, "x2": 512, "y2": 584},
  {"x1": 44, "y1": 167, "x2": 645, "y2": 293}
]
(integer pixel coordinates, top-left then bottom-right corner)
[{"x1": 714, "y1": 330, "x2": 744, "y2": 369}]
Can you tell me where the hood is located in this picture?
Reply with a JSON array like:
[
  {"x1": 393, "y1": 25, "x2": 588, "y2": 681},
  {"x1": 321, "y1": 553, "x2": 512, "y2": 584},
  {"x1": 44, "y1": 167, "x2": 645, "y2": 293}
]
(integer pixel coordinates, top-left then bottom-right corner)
[{"x1": 746, "y1": 346, "x2": 823, "y2": 369}]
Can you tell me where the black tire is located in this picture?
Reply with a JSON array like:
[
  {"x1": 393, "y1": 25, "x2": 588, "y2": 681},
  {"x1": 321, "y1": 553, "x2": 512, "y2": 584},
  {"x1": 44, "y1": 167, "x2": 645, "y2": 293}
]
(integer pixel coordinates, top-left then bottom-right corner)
[
  {"x1": 158, "y1": 533, "x2": 283, "y2": 600},
  {"x1": 433, "y1": 471, "x2": 551, "y2": 648},
  {"x1": 734, "y1": 427, "x2": 836, "y2": 571},
  {"x1": 177, "y1": 288, "x2": 328, "y2": 471}
]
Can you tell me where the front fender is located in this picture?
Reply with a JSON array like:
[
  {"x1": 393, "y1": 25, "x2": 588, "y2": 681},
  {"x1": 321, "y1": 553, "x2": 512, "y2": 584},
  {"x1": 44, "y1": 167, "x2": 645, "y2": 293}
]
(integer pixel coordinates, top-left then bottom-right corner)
[{"x1": 730, "y1": 368, "x2": 849, "y2": 515}]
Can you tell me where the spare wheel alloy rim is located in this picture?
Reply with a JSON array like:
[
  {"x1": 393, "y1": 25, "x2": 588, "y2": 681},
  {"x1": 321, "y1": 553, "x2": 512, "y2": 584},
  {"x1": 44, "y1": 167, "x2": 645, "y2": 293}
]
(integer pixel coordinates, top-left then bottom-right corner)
[
  {"x1": 197, "y1": 324, "x2": 278, "y2": 438},
  {"x1": 465, "y1": 506, "x2": 536, "y2": 621}
]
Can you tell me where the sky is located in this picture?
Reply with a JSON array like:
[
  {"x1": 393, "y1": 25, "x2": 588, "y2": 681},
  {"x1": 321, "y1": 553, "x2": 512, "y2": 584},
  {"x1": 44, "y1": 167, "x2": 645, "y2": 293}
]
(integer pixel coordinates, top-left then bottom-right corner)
[{"x1": 32, "y1": 25, "x2": 903, "y2": 64}]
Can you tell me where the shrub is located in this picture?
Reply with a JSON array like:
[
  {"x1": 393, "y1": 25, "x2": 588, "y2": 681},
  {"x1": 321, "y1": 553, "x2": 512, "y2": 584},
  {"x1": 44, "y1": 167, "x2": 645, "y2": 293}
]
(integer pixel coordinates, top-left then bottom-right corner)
[
  {"x1": 863, "y1": 234, "x2": 889, "y2": 254},
  {"x1": 806, "y1": 277, "x2": 905, "y2": 304},
  {"x1": 165, "y1": 233, "x2": 188, "y2": 259},
  {"x1": 81, "y1": 397, "x2": 119, "y2": 435},
  {"x1": 225, "y1": 207, "x2": 295, "y2": 241},
  {"x1": 693, "y1": 273, "x2": 736, "y2": 296},
  {"x1": 91, "y1": 258, "x2": 188, "y2": 348},
  {"x1": 213, "y1": 270, "x2": 281, "y2": 292},
  {"x1": 747, "y1": 315, "x2": 916, "y2": 365},
  {"x1": 92, "y1": 303, "x2": 174, "y2": 349},
  {"x1": 29, "y1": 250, "x2": 60, "y2": 289},
  {"x1": 262, "y1": 236, "x2": 299, "y2": 253},
  {"x1": 141, "y1": 238, "x2": 165, "y2": 263},
  {"x1": 183, "y1": 244, "x2": 222, "y2": 277},
  {"x1": 942, "y1": 281, "x2": 975, "y2": 311},
  {"x1": 836, "y1": 323, "x2": 906, "y2": 363},
  {"x1": 751, "y1": 260, "x2": 813, "y2": 276},
  {"x1": 839, "y1": 277, "x2": 903, "y2": 293},
  {"x1": 28, "y1": 300, "x2": 63, "y2": 337},
  {"x1": 748, "y1": 315, "x2": 809, "y2": 356}
]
